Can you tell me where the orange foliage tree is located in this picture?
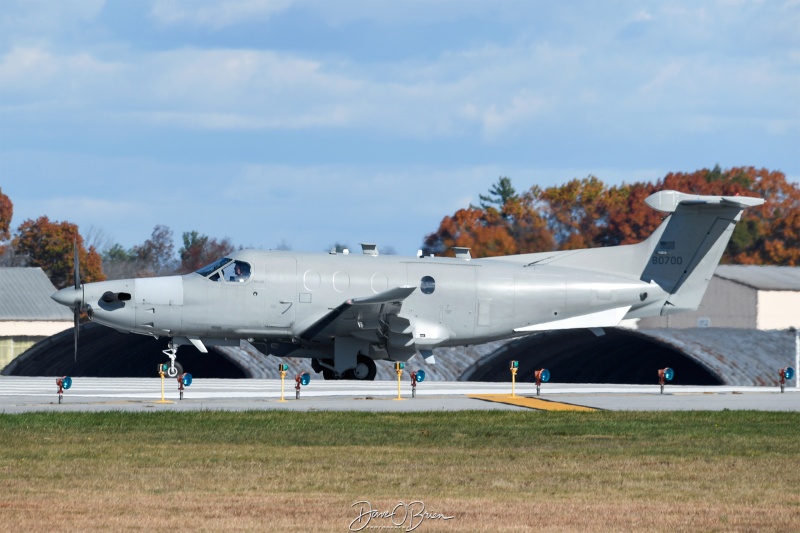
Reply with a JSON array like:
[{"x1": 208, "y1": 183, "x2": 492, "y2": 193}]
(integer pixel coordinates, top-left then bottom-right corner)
[
  {"x1": 423, "y1": 177, "x2": 554, "y2": 258},
  {"x1": 502, "y1": 190, "x2": 556, "y2": 253},
  {"x1": 178, "y1": 230, "x2": 235, "y2": 273},
  {"x1": 597, "y1": 166, "x2": 800, "y2": 265},
  {"x1": 0, "y1": 187, "x2": 12, "y2": 242},
  {"x1": 537, "y1": 176, "x2": 608, "y2": 250},
  {"x1": 13, "y1": 216, "x2": 105, "y2": 288},
  {"x1": 422, "y1": 207, "x2": 519, "y2": 257},
  {"x1": 422, "y1": 167, "x2": 799, "y2": 265}
]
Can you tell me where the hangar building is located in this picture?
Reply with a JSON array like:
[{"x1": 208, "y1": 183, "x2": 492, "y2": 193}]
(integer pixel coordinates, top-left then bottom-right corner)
[
  {"x1": 637, "y1": 265, "x2": 800, "y2": 330},
  {"x1": 0, "y1": 268, "x2": 73, "y2": 369}
]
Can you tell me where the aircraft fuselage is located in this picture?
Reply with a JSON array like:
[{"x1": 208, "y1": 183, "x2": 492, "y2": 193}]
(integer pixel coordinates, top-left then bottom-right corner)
[{"x1": 77, "y1": 250, "x2": 658, "y2": 354}]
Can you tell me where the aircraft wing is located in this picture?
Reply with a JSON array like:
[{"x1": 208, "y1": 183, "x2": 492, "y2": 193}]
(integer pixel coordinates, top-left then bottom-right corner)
[{"x1": 297, "y1": 286, "x2": 416, "y2": 344}]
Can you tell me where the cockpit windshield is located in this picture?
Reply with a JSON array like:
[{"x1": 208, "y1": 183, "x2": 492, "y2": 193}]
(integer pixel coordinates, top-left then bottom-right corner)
[
  {"x1": 196, "y1": 257, "x2": 233, "y2": 277},
  {"x1": 195, "y1": 257, "x2": 252, "y2": 283}
]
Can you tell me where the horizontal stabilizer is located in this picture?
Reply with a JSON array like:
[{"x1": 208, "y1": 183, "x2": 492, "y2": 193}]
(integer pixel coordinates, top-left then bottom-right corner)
[{"x1": 645, "y1": 190, "x2": 764, "y2": 213}]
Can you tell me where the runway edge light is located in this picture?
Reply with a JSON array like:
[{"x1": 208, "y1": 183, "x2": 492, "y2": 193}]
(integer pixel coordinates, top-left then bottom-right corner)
[
  {"x1": 534, "y1": 368, "x2": 550, "y2": 396},
  {"x1": 278, "y1": 364, "x2": 289, "y2": 402},
  {"x1": 658, "y1": 367, "x2": 674, "y2": 394},
  {"x1": 296, "y1": 372, "x2": 311, "y2": 399},
  {"x1": 395, "y1": 362, "x2": 405, "y2": 400},
  {"x1": 779, "y1": 367, "x2": 794, "y2": 393},
  {"x1": 177, "y1": 373, "x2": 192, "y2": 400},
  {"x1": 56, "y1": 376, "x2": 72, "y2": 404},
  {"x1": 509, "y1": 360, "x2": 519, "y2": 397},
  {"x1": 411, "y1": 369, "x2": 426, "y2": 398}
]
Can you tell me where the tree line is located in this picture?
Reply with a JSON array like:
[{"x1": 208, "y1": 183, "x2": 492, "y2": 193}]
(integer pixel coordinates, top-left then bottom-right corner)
[
  {"x1": 0, "y1": 191, "x2": 237, "y2": 288},
  {"x1": 423, "y1": 166, "x2": 800, "y2": 266},
  {"x1": 1, "y1": 166, "x2": 798, "y2": 289}
]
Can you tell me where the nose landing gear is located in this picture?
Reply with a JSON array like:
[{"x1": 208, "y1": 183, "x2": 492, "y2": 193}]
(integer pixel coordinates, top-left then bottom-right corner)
[{"x1": 162, "y1": 341, "x2": 184, "y2": 378}]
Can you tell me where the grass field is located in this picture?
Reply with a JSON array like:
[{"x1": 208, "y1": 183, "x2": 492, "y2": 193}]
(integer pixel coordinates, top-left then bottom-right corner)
[{"x1": 1, "y1": 410, "x2": 799, "y2": 532}]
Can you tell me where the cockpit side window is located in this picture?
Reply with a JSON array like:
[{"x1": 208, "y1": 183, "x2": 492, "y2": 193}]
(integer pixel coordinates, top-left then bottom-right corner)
[
  {"x1": 195, "y1": 257, "x2": 252, "y2": 283},
  {"x1": 223, "y1": 260, "x2": 252, "y2": 282}
]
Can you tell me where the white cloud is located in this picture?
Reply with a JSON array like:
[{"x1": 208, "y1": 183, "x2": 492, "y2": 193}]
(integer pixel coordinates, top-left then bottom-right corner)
[
  {"x1": 0, "y1": 0, "x2": 105, "y2": 47},
  {"x1": 150, "y1": 0, "x2": 294, "y2": 29},
  {"x1": 465, "y1": 92, "x2": 548, "y2": 140},
  {"x1": 0, "y1": 46, "x2": 120, "y2": 89},
  {"x1": 2, "y1": 24, "x2": 796, "y2": 147},
  {"x1": 639, "y1": 61, "x2": 685, "y2": 95},
  {"x1": 0, "y1": 0, "x2": 796, "y2": 189}
]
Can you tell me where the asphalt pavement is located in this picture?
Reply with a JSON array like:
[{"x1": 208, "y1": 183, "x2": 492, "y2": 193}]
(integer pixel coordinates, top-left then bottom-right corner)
[{"x1": 1, "y1": 377, "x2": 798, "y2": 413}]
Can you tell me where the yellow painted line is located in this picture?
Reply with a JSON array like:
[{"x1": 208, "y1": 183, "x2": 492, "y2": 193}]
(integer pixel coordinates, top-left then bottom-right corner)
[{"x1": 468, "y1": 394, "x2": 599, "y2": 412}]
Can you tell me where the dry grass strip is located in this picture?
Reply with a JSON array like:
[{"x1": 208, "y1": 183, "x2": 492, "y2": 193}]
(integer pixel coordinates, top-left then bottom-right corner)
[{"x1": 1, "y1": 410, "x2": 798, "y2": 532}]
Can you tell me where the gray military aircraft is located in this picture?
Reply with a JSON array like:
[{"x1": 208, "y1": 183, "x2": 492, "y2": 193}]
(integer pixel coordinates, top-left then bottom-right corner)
[{"x1": 52, "y1": 190, "x2": 763, "y2": 380}]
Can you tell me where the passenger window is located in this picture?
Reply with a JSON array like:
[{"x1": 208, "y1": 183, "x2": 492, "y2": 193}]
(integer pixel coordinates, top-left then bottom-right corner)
[{"x1": 420, "y1": 276, "x2": 435, "y2": 294}]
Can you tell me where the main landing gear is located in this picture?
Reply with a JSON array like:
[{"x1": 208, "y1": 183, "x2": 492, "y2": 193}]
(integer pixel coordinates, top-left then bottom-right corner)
[
  {"x1": 313, "y1": 355, "x2": 377, "y2": 381},
  {"x1": 349, "y1": 355, "x2": 377, "y2": 380},
  {"x1": 162, "y1": 341, "x2": 184, "y2": 378}
]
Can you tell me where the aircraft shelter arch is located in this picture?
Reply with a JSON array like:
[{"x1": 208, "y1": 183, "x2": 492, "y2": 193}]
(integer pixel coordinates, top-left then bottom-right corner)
[
  {"x1": 3, "y1": 325, "x2": 792, "y2": 386},
  {"x1": 459, "y1": 328, "x2": 725, "y2": 385}
]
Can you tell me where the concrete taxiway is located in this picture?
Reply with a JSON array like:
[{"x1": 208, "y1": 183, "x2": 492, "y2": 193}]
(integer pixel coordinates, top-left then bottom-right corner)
[{"x1": 1, "y1": 377, "x2": 797, "y2": 413}]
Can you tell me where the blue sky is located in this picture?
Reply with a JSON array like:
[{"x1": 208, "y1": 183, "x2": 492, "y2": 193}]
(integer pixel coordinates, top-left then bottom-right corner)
[{"x1": 1, "y1": 0, "x2": 798, "y2": 256}]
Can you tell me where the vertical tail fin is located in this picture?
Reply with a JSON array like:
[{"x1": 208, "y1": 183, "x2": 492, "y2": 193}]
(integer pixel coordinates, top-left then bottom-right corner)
[{"x1": 639, "y1": 191, "x2": 764, "y2": 315}]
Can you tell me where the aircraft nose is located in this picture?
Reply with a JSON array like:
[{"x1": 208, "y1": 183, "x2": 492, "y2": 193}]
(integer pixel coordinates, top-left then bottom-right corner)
[{"x1": 52, "y1": 287, "x2": 82, "y2": 307}]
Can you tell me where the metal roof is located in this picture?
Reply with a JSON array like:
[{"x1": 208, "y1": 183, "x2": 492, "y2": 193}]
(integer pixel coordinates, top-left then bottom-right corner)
[
  {"x1": 714, "y1": 265, "x2": 800, "y2": 291},
  {"x1": 0, "y1": 268, "x2": 72, "y2": 321}
]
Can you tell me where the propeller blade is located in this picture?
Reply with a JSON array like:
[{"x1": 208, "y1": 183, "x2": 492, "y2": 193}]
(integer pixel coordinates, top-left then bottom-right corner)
[
  {"x1": 73, "y1": 308, "x2": 80, "y2": 362},
  {"x1": 72, "y1": 239, "x2": 82, "y2": 362},
  {"x1": 73, "y1": 239, "x2": 80, "y2": 290}
]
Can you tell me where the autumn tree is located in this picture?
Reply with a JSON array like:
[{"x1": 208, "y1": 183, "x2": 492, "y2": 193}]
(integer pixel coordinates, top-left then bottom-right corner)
[
  {"x1": 102, "y1": 243, "x2": 144, "y2": 280},
  {"x1": 502, "y1": 188, "x2": 555, "y2": 253},
  {"x1": 423, "y1": 207, "x2": 519, "y2": 257},
  {"x1": 102, "y1": 225, "x2": 178, "y2": 279},
  {"x1": 424, "y1": 178, "x2": 555, "y2": 258},
  {"x1": 132, "y1": 225, "x2": 177, "y2": 276},
  {"x1": 422, "y1": 167, "x2": 799, "y2": 265},
  {"x1": 0, "y1": 187, "x2": 14, "y2": 263},
  {"x1": 13, "y1": 216, "x2": 105, "y2": 288},
  {"x1": 599, "y1": 181, "x2": 661, "y2": 247},
  {"x1": 537, "y1": 176, "x2": 608, "y2": 250},
  {"x1": 595, "y1": 166, "x2": 800, "y2": 265},
  {"x1": 178, "y1": 231, "x2": 235, "y2": 273},
  {"x1": 0, "y1": 187, "x2": 11, "y2": 242}
]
